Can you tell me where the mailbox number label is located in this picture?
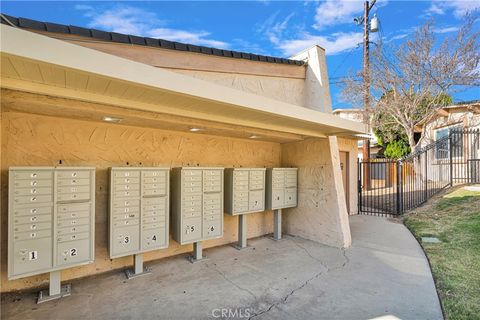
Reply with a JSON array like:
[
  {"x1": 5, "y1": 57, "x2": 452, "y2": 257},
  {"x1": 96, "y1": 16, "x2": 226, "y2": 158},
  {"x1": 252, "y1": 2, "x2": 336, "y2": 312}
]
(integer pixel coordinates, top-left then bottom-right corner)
[
  {"x1": 70, "y1": 248, "x2": 77, "y2": 257},
  {"x1": 123, "y1": 236, "x2": 130, "y2": 244},
  {"x1": 29, "y1": 250, "x2": 38, "y2": 261}
]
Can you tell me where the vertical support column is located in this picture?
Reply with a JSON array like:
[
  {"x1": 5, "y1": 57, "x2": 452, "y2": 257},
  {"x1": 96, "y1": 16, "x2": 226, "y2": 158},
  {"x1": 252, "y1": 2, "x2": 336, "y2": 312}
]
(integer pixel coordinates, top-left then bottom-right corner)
[
  {"x1": 37, "y1": 271, "x2": 71, "y2": 304},
  {"x1": 49, "y1": 270, "x2": 61, "y2": 296},
  {"x1": 234, "y1": 214, "x2": 248, "y2": 250},
  {"x1": 188, "y1": 242, "x2": 206, "y2": 263},
  {"x1": 273, "y1": 209, "x2": 282, "y2": 241},
  {"x1": 125, "y1": 254, "x2": 151, "y2": 279}
]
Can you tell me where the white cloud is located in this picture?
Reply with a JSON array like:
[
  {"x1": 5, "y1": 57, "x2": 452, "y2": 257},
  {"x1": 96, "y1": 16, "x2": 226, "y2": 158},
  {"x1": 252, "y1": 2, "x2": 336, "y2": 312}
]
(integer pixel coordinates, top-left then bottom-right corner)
[
  {"x1": 314, "y1": 0, "x2": 363, "y2": 30},
  {"x1": 76, "y1": 5, "x2": 228, "y2": 48},
  {"x1": 148, "y1": 28, "x2": 228, "y2": 48},
  {"x1": 278, "y1": 32, "x2": 363, "y2": 56},
  {"x1": 424, "y1": 1, "x2": 480, "y2": 18},
  {"x1": 433, "y1": 26, "x2": 460, "y2": 33}
]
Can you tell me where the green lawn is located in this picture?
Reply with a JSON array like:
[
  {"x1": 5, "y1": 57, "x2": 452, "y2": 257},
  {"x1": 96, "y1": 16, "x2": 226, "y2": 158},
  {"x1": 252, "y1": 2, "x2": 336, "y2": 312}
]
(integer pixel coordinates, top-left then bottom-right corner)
[{"x1": 404, "y1": 188, "x2": 480, "y2": 320}]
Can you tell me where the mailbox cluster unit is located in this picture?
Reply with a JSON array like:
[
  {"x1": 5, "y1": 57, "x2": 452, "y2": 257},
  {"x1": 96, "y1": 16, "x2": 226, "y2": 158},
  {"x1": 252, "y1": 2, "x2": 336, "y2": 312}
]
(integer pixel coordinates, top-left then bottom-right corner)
[
  {"x1": 224, "y1": 168, "x2": 266, "y2": 215},
  {"x1": 266, "y1": 168, "x2": 298, "y2": 210},
  {"x1": 109, "y1": 168, "x2": 170, "y2": 258},
  {"x1": 7, "y1": 165, "x2": 297, "y2": 295},
  {"x1": 8, "y1": 167, "x2": 95, "y2": 280},
  {"x1": 171, "y1": 167, "x2": 224, "y2": 245}
]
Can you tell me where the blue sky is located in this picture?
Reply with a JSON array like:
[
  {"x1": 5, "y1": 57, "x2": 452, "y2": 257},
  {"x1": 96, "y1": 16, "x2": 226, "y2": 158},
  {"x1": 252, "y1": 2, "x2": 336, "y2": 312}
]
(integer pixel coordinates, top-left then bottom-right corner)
[{"x1": 2, "y1": 1, "x2": 479, "y2": 109}]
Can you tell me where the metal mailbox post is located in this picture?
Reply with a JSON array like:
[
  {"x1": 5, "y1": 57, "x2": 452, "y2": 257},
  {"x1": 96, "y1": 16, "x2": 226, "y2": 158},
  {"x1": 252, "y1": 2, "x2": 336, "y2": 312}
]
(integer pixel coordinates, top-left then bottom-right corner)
[
  {"x1": 109, "y1": 167, "x2": 170, "y2": 279},
  {"x1": 265, "y1": 168, "x2": 298, "y2": 240},
  {"x1": 171, "y1": 167, "x2": 224, "y2": 262},
  {"x1": 8, "y1": 167, "x2": 95, "y2": 303},
  {"x1": 224, "y1": 168, "x2": 266, "y2": 249}
]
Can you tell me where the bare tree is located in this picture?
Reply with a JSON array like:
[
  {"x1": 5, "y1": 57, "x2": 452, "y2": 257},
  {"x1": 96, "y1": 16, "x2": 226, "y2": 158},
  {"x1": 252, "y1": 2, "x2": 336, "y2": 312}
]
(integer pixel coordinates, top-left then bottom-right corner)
[{"x1": 342, "y1": 15, "x2": 480, "y2": 151}]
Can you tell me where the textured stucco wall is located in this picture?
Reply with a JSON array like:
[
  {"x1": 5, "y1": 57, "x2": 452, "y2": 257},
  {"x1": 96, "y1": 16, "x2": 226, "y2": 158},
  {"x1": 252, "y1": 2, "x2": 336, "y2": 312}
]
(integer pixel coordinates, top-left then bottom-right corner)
[
  {"x1": 168, "y1": 69, "x2": 305, "y2": 107},
  {"x1": 291, "y1": 46, "x2": 332, "y2": 112},
  {"x1": 337, "y1": 137, "x2": 359, "y2": 215},
  {"x1": 281, "y1": 137, "x2": 352, "y2": 248},
  {"x1": 1, "y1": 110, "x2": 281, "y2": 292}
]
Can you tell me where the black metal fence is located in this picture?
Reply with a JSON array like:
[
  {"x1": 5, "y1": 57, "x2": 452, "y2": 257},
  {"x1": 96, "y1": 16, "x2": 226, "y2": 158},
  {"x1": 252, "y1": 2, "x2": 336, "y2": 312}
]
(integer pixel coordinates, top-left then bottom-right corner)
[{"x1": 358, "y1": 128, "x2": 480, "y2": 215}]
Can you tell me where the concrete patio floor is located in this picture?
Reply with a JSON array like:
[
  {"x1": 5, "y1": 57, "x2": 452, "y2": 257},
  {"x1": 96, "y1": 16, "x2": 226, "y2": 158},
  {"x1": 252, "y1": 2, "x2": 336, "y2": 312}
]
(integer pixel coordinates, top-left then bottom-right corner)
[{"x1": 1, "y1": 215, "x2": 443, "y2": 320}]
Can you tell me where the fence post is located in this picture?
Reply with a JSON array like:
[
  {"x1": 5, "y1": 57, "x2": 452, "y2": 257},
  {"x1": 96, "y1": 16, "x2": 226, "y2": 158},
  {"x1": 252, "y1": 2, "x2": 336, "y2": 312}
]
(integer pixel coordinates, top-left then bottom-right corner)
[
  {"x1": 425, "y1": 151, "x2": 428, "y2": 202},
  {"x1": 449, "y1": 133, "x2": 453, "y2": 186},
  {"x1": 396, "y1": 161, "x2": 402, "y2": 214},
  {"x1": 358, "y1": 158, "x2": 362, "y2": 214}
]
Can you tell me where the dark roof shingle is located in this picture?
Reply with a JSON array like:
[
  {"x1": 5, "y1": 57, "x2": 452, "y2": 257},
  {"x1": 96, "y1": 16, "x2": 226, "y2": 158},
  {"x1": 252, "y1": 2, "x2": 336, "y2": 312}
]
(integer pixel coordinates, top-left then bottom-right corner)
[{"x1": 1, "y1": 13, "x2": 306, "y2": 66}]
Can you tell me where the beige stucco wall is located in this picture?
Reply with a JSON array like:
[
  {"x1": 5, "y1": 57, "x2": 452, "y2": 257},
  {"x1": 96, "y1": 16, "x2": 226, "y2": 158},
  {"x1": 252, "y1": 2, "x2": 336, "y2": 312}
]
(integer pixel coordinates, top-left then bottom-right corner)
[
  {"x1": 1, "y1": 109, "x2": 281, "y2": 292},
  {"x1": 337, "y1": 137, "x2": 358, "y2": 215},
  {"x1": 168, "y1": 69, "x2": 305, "y2": 107},
  {"x1": 281, "y1": 137, "x2": 352, "y2": 248}
]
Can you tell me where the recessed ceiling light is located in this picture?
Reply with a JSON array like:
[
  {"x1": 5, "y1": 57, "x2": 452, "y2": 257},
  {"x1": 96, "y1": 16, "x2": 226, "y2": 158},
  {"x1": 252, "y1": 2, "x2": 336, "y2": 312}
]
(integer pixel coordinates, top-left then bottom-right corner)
[
  {"x1": 102, "y1": 116, "x2": 122, "y2": 123},
  {"x1": 189, "y1": 128, "x2": 202, "y2": 132},
  {"x1": 249, "y1": 135, "x2": 260, "y2": 139}
]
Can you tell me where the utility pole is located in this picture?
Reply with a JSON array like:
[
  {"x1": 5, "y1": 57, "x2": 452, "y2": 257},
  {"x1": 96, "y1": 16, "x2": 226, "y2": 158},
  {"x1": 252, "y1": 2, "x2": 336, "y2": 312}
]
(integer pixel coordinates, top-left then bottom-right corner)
[{"x1": 362, "y1": 0, "x2": 376, "y2": 162}]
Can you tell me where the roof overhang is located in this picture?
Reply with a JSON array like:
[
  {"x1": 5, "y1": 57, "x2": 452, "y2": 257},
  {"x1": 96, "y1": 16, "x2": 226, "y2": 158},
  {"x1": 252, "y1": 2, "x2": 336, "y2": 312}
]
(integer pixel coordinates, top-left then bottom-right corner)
[{"x1": 1, "y1": 25, "x2": 366, "y2": 141}]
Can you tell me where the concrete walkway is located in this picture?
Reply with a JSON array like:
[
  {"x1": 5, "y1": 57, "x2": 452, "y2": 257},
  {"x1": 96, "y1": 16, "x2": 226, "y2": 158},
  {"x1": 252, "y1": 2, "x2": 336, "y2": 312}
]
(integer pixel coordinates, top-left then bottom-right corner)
[{"x1": 1, "y1": 216, "x2": 443, "y2": 320}]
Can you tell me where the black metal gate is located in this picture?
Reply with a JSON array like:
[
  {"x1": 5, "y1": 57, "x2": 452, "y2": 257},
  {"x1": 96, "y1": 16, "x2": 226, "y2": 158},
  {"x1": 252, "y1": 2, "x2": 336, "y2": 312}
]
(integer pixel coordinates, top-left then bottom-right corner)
[{"x1": 358, "y1": 128, "x2": 480, "y2": 215}]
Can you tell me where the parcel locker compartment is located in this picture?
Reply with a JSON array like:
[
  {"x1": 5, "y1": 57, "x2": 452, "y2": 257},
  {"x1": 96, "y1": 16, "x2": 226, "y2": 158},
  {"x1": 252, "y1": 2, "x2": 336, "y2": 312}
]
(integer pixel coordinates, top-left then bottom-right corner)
[
  {"x1": 114, "y1": 183, "x2": 140, "y2": 192},
  {"x1": 57, "y1": 178, "x2": 90, "y2": 187},
  {"x1": 57, "y1": 217, "x2": 89, "y2": 228},
  {"x1": 57, "y1": 224, "x2": 90, "y2": 236},
  {"x1": 14, "y1": 179, "x2": 52, "y2": 188},
  {"x1": 57, "y1": 185, "x2": 90, "y2": 194},
  {"x1": 234, "y1": 191, "x2": 248, "y2": 202},
  {"x1": 57, "y1": 231, "x2": 89, "y2": 243},
  {"x1": 142, "y1": 227, "x2": 167, "y2": 250},
  {"x1": 114, "y1": 170, "x2": 140, "y2": 178},
  {"x1": 57, "y1": 192, "x2": 90, "y2": 202},
  {"x1": 285, "y1": 189, "x2": 297, "y2": 206},
  {"x1": 111, "y1": 225, "x2": 140, "y2": 256},
  {"x1": 14, "y1": 171, "x2": 52, "y2": 180},
  {"x1": 114, "y1": 190, "x2": 140, "y2": 198},
  {"x1": 57, "y1": 170, "x2": 91, "y2": 179},
  {"x1": 112, "y1": 205, "x2": 140, "y2": 215},
  {"x1": 14, "y1": 187, "x2": 52, "y2": 196},
  {"x1": 234, "y1": 201, "x2": 249, "y2": 213},
  {"x1": 12, "y1": 238, "x2": 52, "y2": 276},
  {"x1": 13, "y1": 205, "x2": 52, "y2": 217},
  {"x1": 203, "y1": 219, "x2": 222, "y2": 239},
  {"x1": 114, "y1": 177, "x2": 140, "y2": 185},
  {"x1": 182, "y1": 217, "x2": 202, "y2": 243},
  {"x1": 271, "y1": 189, "x2": 285, "y2": 208},
  {"x1": 14, "y1": 194, "x2": 52, "y2": 205},
  {"x1": 57, "y1": 238, "x2": 91, "y2": 266},
  {"x1": 249, "y1": 190, "x2": 264, "y2": 211},
  {"x1": 14, "y1": 213, "x2": 51, "y2": 225},
  {"x1": 58, "y1": 203, "x2": 90, "y2": 213},
  {"x1": 14, "y1": 222, "x2": 51, "y2": 233},
  {"x1": 113, "y1": 199, "x2": 140, "y2": 208},
  {"x1": 14, "y1": 229, "x2": 51, "y2": 241},
  {"x1": 58, "y1": 210, "x2": 90, "y2": 220}
]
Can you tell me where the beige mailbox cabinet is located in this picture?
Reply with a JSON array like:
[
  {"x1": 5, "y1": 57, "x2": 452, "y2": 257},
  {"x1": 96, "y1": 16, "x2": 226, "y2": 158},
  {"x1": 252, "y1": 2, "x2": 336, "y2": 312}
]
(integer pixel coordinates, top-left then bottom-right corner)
[
  {"x1": 8, "y1": 167, "x2": 95, "y2": 280},
  {"x1": 224, "y1": 168, "x2": 266, "y2": 215},
  {"x1": 109, "y1": 167, "x2": 170, "y2": 259},
  {"x1": 266, "y1": 168, "x2": 298, "y2": 210},
  {"x1": 171, "y1": 167, "x2": 224, "y2": 245}
]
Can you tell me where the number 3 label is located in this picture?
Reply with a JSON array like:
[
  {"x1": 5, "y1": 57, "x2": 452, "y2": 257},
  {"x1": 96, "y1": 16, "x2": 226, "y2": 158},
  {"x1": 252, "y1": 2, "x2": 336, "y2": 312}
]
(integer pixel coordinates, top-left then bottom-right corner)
[{"x1": 124, "y1": 236, "x2": 130, "y2": 244}]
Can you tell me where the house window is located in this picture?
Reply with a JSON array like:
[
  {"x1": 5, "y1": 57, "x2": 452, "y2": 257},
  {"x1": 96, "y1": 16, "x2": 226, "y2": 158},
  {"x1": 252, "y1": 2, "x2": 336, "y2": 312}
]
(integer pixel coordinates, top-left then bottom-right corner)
[{"x1": 434, "y1": 124, "x2": 463, "y2": 159}]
